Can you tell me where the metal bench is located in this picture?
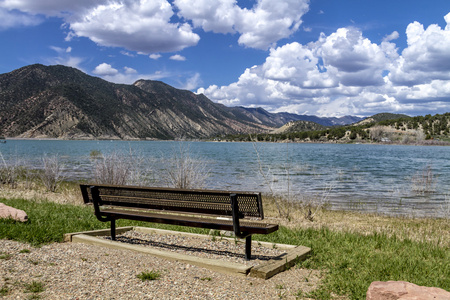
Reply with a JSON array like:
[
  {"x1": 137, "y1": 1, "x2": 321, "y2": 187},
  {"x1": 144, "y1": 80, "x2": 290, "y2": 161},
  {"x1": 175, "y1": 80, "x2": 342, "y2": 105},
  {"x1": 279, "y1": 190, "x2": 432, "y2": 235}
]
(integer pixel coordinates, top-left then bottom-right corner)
[{"x1": 80, "y1": 184, "x2": 279, "y2": 260}]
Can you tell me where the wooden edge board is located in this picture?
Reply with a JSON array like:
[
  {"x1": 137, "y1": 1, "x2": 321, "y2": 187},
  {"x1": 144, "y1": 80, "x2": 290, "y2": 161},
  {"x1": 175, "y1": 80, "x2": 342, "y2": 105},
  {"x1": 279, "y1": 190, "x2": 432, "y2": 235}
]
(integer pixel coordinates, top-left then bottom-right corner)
[{"x1": 65, "y1": 226, "x2": 311, "y2": 280}]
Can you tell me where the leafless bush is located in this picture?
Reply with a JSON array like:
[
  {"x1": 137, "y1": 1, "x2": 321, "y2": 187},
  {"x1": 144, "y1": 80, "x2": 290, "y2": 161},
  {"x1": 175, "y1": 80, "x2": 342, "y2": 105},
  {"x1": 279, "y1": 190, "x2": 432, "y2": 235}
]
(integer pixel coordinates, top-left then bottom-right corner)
[
  {"x1": 39, "y1": 155, "x2": 65, "y2": 192},
  {"x1": 369, "y1": 126, "x2": 385, "y2": 142},
  {"x1": 22, "y1": 166, "x2": 38, "y2": 190},
  {"x1": 401, "y1": 130, "x2": 425, "y2": 144},
  {"x1": 93, "y1": 151, "x2": 131, "y2": 185},
  {"x1": 93, "y1": 150, "x2": 153, "y2": 186},
  {"x1": 0, "y1": 151, "x2": 22, "y2": 189},
  {"x1": 126, "y1": 150, "x2": 154, "y2": 186},
  {"x1": 411, "y1": 165, "x2": 436, "y2": 195},
  {"x1": 297, "y1": 185, "x2": 333, "y2": 221},
  {"x1": 162, "y1": 142, "x2": 210, "y2": 189}
]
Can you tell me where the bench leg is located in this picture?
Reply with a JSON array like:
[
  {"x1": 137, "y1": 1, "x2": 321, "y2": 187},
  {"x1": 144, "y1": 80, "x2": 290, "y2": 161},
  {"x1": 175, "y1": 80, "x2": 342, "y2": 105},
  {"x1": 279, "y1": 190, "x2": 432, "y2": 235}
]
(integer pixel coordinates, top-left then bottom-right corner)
[
  {"x1": 111, "y1": 219, "x2": 116, "y2": 241},
  {"x1": 245, "y1": 236, "x2": 252, "y2": 260}
]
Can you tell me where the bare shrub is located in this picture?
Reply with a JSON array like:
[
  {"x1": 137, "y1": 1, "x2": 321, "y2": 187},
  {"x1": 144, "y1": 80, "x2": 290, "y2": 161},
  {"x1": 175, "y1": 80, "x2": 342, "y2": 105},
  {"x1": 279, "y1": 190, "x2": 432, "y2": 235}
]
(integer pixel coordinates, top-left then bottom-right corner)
[
  {"x1": 39, "y1": 155, "x2": 65, "y2": 192},
  {"x1": 93, "y1": 150, "x2": 153, "y2": 186},
  {"x1": 93, "y1": 151, "x2": 131, "y2": 185},
  {"x1": 297, "y1": 185, "x2": 333, "y2": 221},
  {"x1": 414, "y1": 130, "x2": 425, "y2": 142},
  {"x1": 0, "y1": 151, "x2": 23, "y2": 189},
  {"x1": 126, "y1": 150, "x2": 154, "y2": 186},
  {"x1": 401, "y1": 130, "x2": 426, "y2": 144},
  {"x1": 162, "y1": 142, "x2": 210, "y2": 189},
  {"x1": 411, "y1": 165, "x2": 436, "y2": 195},
  {"x1": 22, "y1": 166, "x2": 38, "y2": 190},
  {"x1": 369, "y1": 126, "x2": 385, "y2": 142}
]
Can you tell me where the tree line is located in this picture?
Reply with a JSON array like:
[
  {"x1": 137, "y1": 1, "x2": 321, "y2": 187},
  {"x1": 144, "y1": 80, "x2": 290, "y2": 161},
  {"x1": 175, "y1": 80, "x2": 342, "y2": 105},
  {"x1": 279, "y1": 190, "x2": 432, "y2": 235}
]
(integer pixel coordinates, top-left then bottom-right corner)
[{"x1": 218, "y1": 112, "x2": 450, "y2": 143}]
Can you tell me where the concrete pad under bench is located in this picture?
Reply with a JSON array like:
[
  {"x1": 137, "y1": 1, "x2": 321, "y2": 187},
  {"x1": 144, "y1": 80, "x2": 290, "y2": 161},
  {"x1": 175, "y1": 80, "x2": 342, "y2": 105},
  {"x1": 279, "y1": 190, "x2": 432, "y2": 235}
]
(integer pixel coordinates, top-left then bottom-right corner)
[{"x1": 64, "y1": 226, "x2": 311, "y2": 279}]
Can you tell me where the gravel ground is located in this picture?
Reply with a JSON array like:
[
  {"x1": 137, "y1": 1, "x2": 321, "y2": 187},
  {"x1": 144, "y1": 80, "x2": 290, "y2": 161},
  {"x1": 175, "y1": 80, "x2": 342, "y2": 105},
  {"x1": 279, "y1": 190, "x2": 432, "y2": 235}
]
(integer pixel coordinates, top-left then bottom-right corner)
[
  {"x1": 104, "y1": 230, "x2": 288, "y2": 267},
  {"x1": 0, "y1": 236, "x2": 322, "y2": 299}
]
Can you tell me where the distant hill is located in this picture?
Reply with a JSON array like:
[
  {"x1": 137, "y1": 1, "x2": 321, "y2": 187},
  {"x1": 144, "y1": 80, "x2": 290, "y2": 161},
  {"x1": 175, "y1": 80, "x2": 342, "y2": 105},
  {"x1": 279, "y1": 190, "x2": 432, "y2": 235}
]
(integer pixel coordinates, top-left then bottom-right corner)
[
  {"x1": 231, "y1": 112, "x2": 450, "y2": 144},
  {"x1": 0, "y1": 64, "x2": 365, "y2": 140},
  {"x1": 271, "y1": 120, "x2": 325, "y2": 134},
  {"x1": 355, "y1": 113, "x2": 410, "y2": 126},
  {"x1": 234, "y1": 107, "x2": 363, "y2": 127}
]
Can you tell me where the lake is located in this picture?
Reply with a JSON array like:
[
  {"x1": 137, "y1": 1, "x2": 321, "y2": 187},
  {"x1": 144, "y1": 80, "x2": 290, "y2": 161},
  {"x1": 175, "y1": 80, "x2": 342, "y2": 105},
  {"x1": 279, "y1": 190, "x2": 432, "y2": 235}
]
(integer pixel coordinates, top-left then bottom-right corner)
[{"x1": 1, "y1": 140, "x2": 449, "y2": 218}]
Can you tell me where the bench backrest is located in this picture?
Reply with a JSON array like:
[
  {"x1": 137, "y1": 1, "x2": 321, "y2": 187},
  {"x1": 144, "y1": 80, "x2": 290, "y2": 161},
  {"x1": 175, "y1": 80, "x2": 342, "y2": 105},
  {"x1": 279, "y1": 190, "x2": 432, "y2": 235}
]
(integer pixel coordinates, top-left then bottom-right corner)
[{"x1": 80, "y1": 184, "x2": 264, "y2": 219}]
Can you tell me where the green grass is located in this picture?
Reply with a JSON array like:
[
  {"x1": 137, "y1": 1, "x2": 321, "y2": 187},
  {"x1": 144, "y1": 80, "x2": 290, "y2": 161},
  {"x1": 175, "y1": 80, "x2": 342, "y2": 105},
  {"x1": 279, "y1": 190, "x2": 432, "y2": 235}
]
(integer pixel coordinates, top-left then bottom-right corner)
[
  {"x1": 0, "y1": 252, "x2": 12, "y2": 260},
  {"x1": 0, "y1": 197, "x2": 448, "y2": 299},
  {"x1": 0, "y1": 285, "x2": 9, "y2": 296},
  {"x1": 24, "y1": 281, "x2": 45, "y2": 293},
  {"x1": 137, "y1": 270, "x2": 161, "y2": 281},
  {"x1": 0, "y1": 197, "x2": 182, "y2": 246},
  {"x1": 255, "y1": 226, "x2": 449, "y2": 299}
]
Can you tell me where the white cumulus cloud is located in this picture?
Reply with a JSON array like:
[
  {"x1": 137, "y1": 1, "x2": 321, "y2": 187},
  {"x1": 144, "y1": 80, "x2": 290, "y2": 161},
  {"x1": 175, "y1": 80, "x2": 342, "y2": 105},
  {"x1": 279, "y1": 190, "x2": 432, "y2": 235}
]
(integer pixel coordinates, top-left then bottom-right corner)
[
  {"x1": 389, "y1": 12, "x2": 450, "y2": 86},
  {"x1": 68, "y1": 0, "x2": 200, "y2": 54},
  {"x1": 1, "y1": 0, "x2": 200, "y2": 54},
  {"x1": 149, "y1": 54, "x2": 162, "y2": 60},
  {"x1": 93, "y1": 63, "x2": 118, "y2": 76},
  {"x1": 170, "y1": 54, "x2": 186, "y2": 61},
  {"x1": 199, "y1": 13, "x2": 450, "y2": 116},
  {"x1": 2, "y1": 0, "x2": 310, "y2": 52},
  {"x1": 175, "y1": 0, "x2": 310, "y2": 50}
]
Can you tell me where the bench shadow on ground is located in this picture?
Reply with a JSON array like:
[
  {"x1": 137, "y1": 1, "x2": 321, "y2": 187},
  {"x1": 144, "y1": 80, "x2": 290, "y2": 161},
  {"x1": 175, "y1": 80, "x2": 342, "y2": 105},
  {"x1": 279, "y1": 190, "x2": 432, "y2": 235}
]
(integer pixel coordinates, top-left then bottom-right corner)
[
  {"x1": 105, "y1": 235, "x2": 276, "y2": 261},
  {"x1": 66, "y1": 227, "x2": 311, "y2": 279}
]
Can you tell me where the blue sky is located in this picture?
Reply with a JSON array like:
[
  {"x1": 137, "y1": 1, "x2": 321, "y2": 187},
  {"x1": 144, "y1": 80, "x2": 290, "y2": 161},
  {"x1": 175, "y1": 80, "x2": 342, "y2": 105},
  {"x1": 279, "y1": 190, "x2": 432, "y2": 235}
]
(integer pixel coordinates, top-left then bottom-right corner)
[{"x1": 1, "y1": 0, "x2": 450, "y2": 117}]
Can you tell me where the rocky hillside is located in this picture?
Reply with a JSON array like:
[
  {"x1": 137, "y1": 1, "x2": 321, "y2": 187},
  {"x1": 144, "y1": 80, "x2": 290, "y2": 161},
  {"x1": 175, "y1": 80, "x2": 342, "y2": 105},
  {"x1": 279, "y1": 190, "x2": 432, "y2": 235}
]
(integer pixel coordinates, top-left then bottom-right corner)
[
  {"x1": 271, "y1": 120, "x2": 325, "y2": 134},
  {"x1": 0, "y1": 64, "x2": 275, "y2": 139},
  {"x1": 232, "y1": 112, "x2": 450, "y2": 144},
  {"x1": 0, "y1": 64, "x2": 364, "y2": 140},
  {"x1": 353, "y1": 113, "x2": 410, "y2": 126}
]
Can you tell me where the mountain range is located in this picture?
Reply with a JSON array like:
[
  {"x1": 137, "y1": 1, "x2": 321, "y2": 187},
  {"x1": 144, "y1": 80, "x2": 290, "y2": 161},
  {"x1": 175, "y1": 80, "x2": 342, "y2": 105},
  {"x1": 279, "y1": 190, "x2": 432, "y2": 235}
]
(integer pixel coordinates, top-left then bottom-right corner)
[{"x1": 0, "y1": 64, "x2": 363, "y2": 139}]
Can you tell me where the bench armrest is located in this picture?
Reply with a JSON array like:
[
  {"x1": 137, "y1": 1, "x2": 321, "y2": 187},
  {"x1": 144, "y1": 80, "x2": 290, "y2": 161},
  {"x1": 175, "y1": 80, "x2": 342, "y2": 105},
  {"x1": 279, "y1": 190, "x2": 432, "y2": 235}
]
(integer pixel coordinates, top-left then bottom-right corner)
[{"x1": 90, "y1": 186, "x2": 113, "y2": 223}]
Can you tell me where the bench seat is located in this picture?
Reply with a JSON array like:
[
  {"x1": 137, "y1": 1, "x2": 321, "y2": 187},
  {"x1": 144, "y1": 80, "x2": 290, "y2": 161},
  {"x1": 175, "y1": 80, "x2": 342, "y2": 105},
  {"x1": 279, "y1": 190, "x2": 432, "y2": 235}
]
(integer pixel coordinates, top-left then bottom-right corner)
[{"x1": 100, "y1": 208, "x2": 279, "y2": 235}]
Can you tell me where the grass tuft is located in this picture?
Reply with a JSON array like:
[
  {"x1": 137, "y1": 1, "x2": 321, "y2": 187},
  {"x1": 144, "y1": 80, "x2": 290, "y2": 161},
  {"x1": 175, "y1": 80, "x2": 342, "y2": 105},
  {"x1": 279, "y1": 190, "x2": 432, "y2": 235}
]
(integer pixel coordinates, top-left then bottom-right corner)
[
  {"x1": 200, "y1": 277, "x2": 212, "y2": 281},
  {"x1": 0, "y1": 285, "x2": 9, "y2": 296},
  {"x1": 0, "y1": 253, "x2": 12, "y2": 260},
  {"x1": 137, "y1": 270, "x2": 161, "y2": 281},
  {"x1": 24, "y1": 281, "x2": 45, "y2": 293}
]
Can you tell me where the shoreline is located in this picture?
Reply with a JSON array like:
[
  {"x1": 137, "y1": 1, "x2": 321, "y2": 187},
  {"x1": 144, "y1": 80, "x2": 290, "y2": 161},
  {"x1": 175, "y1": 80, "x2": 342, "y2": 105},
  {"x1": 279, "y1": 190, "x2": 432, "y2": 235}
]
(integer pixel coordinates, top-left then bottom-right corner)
[
  {"x1": 1, "y1": 188, "x2": 449, "y2": 248},
  {"x1": 3, "y1": 136, "x2": 450, "y2": 146}
]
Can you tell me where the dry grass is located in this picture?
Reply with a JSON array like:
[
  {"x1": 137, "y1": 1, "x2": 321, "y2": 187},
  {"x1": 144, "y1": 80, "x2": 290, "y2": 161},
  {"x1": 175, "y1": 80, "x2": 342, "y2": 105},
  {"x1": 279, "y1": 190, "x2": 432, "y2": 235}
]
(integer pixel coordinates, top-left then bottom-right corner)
[
  {"x1": 1, "y1": 183, "x2": 449, "y2": 249},
  {"x1": 0, "y1": 183, "x2": 83, "y2": 205},
  {"x1": 263, "y1": 195, "x2": 450, "y2": 248}
]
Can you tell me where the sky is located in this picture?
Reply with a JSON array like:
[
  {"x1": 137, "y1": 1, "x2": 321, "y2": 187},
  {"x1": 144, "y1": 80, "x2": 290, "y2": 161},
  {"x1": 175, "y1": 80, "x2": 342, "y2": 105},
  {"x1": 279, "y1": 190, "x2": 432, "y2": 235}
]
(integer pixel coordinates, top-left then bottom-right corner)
[{"x1": 1, "y1": 0, "x2": 450, "y2": 117}]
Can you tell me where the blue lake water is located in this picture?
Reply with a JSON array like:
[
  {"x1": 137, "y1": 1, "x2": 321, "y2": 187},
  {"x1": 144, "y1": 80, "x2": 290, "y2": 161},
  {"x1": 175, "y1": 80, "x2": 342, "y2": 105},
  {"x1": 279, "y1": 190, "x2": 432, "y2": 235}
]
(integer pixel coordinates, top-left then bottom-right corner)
[{"x1": 1, "y1": 140, "x2": 449, "y2": 218}]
